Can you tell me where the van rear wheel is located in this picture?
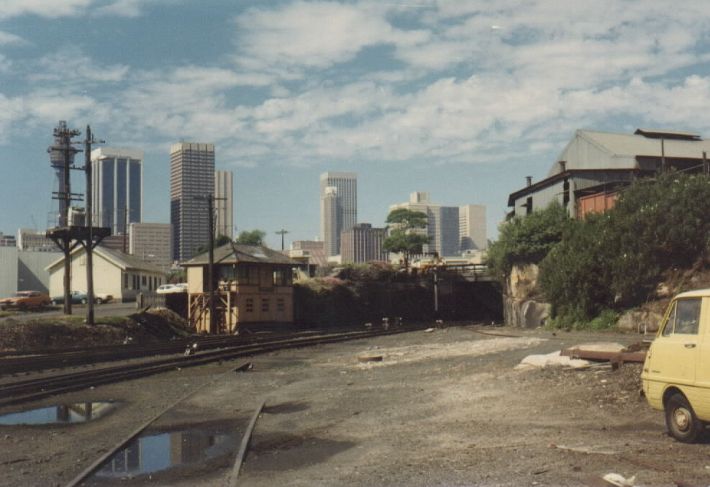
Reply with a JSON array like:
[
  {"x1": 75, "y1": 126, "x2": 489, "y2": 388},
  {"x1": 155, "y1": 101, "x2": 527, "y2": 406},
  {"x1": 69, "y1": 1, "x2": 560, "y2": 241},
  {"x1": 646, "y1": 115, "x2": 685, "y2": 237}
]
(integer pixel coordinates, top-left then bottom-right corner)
[{"x1": 665, "y1": 393, "x2": 704, "y2": 443}]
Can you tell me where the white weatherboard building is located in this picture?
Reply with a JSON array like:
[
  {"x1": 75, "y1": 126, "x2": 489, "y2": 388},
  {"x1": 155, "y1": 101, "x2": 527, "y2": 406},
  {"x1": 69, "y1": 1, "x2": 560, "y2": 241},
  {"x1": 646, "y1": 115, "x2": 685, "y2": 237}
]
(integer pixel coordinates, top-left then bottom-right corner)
[
  {"x1": 47, "y1": 245, "x2": 166, "y2": 302},
  {"x1": 320, "y1": 172, "x2": 357, "y2": 257},
  {"x1": 91, "y1": 147, "x2": 144, "y2": 234}
]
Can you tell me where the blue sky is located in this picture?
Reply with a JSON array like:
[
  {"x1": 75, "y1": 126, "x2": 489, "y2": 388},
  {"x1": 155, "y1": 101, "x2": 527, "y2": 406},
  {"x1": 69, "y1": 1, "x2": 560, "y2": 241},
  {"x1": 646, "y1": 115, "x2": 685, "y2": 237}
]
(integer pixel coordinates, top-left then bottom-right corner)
[{"x1": 1, "y1": 0, "x2": 710, "y2": 248}]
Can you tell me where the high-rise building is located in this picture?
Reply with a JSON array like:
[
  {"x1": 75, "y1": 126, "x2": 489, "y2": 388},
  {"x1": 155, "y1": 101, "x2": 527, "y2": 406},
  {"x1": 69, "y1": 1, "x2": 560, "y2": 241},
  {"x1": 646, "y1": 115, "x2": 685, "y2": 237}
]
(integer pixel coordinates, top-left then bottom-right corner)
[
  {"x1": 459, "y1": 205, "x2": 487, "y2": 251},
  {"x1": 214, "y1": 170, "x2": 234, "y2": 239},
  {"x1": 340, "y1": 223, "x2": 388, "y2": 264},
  {"x1": 319, "y1": 172, "x2": 357, "y2": 257},
  {"x1": 91, "y1": 147, "x2": 144, "y2": 234},
  {"x1": 170, "y1": 142, "x2": 215, "y2": 261},
  {"x1": 389, "y1": 192, "x2": 460, "y2": 257},
  {"x1": 129, "y1": 223, "x2": 173, "y2": 270}
]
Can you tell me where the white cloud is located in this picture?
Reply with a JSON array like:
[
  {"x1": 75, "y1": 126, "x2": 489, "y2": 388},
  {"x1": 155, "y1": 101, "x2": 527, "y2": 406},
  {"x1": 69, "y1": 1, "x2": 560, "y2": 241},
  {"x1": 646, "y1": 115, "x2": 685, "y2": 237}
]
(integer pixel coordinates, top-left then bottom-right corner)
[
  {"x1": 0, "y1": 30, "x2": 24, "y2": 45},
  {"x1": 29, "y1": 48, "x2": 129, "y2": 83},
  {"x1": 5, "y1": 0, "x2": 710, "y2": 175},
  {"x1": 234, "y1": 1, "x2": 428, "y2": 73},
  {"x1": 0, "y1": 0, "x2": 93, "y2": 19}
]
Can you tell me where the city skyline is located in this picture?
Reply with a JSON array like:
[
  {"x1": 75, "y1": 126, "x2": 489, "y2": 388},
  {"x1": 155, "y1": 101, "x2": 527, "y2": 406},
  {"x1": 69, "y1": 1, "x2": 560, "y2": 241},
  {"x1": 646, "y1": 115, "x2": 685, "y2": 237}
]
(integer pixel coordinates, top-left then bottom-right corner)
[{"x1": 2, "y1": 2, "x2": 710, "y2": 247}]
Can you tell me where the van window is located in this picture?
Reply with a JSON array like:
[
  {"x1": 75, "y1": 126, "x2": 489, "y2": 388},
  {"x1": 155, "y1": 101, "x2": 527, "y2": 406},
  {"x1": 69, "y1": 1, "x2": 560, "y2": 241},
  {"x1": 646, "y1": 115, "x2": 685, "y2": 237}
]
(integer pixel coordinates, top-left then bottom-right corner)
[{"x1": 662, "y1": 298, "x2": 701, "y2": 336}]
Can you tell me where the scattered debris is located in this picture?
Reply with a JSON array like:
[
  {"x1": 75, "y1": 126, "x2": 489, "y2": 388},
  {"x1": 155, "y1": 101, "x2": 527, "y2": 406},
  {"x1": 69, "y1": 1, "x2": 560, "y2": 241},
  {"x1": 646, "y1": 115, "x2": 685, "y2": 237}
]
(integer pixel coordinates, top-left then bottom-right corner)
[
  {"x1": 184, "y1": 342, "x2": 198, "y2": 356},
  {"x1": 435, "y1": 319, "x2": 445, "y2": 328},
  {"x1": 602, "y1": 472, "x2": 637, "y2": 486},
  {"x1": 550, "y1": 444, "x2": 618, "y2": 455},
  {"x1": 515, "y1": 351, "x2": 591, "y2": 370},
  {"x1": 382, "y1": 318, "x2": 389, "y2": 330},
  {"x1": 561, "y1": 342, "x2": 648, "y2": 368},
  {"x1": 424, "y1": 328, "x2": 435, "y2": 333},
  {"x1": 235, "y1": 362, "x2": 253, "y2": 373},
  {"x1": 357, "y1": 355, "x2": 383, "y2": 363}
]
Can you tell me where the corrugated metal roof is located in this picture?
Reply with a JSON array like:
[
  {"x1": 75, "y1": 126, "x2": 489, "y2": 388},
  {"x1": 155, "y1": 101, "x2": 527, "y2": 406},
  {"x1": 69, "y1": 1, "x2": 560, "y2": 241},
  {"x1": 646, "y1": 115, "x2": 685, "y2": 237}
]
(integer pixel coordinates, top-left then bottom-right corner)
[
  {"x1": 46, "y1": 245, "x2": 166, "y2": 274},
  {"x1": 548, "y1": 129, "x2": 710, "y2": 177},
  {"x1": 182, "y1": 243, "x2": 297, "y2": 266},
  {"x1": 583, "y1": 129, "x2": 710, "y2": 157}
]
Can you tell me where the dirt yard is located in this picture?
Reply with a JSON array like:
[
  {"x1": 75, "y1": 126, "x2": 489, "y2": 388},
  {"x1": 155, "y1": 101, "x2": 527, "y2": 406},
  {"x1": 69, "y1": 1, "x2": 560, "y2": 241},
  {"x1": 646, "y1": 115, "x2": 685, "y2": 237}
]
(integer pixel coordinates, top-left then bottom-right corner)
[{"x1": 0, "y1": 325, "x2": 707, "y2": 486}]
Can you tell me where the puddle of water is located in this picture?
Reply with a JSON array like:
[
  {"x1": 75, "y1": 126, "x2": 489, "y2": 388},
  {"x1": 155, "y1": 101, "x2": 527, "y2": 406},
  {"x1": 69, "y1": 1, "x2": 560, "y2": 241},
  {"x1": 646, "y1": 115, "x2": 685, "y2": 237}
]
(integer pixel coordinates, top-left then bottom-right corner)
[
  {"x1": 88, "y1": 421, "x2": 239, "y2": 483},
  {"x1": 0, "y1": 402, "x2": 118, "y2": 425}
]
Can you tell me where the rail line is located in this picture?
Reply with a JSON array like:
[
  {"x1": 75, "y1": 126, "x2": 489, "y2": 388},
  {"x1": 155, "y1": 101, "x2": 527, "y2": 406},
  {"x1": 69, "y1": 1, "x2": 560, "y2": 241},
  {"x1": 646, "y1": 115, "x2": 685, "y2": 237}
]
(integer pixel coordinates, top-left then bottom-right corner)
[
  {"x1": 0, "y1": 326, "x2": 418, "y2": 408},
  {"x1": 0, "y1": 328, "x2": 332, "y2": 375}
]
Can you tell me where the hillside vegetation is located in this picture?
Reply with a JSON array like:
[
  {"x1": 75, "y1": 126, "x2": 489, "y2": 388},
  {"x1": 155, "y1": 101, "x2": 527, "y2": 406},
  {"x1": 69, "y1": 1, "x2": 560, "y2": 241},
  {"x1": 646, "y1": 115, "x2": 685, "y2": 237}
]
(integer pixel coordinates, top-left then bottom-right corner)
[{"x1": 489, "y1": 173, "x2": 710, "y2": 328}]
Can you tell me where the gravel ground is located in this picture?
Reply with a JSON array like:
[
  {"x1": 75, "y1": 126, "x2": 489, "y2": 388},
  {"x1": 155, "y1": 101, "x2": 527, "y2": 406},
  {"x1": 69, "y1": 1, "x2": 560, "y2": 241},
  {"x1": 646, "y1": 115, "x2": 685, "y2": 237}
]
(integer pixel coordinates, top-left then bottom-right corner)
[{"x1": 0, "y1": 325, "x2": 707, "y2": 487}]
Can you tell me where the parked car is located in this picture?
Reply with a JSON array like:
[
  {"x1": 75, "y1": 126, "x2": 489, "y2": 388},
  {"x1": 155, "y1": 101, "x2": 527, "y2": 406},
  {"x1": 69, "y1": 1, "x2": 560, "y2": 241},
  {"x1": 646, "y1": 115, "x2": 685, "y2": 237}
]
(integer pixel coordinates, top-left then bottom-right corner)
[
  {"x1": 642, "y1": 288, "x2": 710, "y2": 442},
  {"x1": 50, "y1": 291, "x2": 112, "y2": 305},
  {"x1": 0, "y1": 291, "x2": 51, "y2": 310},
  {"x1": 156, "y1": 283, "x2": 188, "y2": 294}
]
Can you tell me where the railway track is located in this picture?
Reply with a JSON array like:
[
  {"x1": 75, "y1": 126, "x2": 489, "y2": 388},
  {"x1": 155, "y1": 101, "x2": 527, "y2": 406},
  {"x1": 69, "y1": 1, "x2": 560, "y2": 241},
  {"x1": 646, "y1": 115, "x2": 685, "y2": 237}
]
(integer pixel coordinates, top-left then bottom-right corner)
[
  {"x1": 0, "y1": 328, "x2": 330, "y2": 375},
  {"x1": 0, "y1": 326, "x2": 418, "y2": 408}
]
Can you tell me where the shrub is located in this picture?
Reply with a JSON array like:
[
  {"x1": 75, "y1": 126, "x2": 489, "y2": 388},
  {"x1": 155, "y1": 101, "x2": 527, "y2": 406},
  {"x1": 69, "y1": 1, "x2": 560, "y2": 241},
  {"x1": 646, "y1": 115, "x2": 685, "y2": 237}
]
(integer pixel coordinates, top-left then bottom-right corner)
[
  {"x1": 539, "y1": 172, "x2": 710, "y2": 323},
  {"x1": 487, "y1": 202, "x2": 570, "y2": 279}
]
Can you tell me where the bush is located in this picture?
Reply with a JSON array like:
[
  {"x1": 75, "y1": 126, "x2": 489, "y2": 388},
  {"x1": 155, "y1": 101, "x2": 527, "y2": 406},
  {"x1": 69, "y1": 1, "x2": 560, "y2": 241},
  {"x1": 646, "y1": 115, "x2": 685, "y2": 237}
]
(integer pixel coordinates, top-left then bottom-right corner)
[
  {"x1": 487, "y1": 202, "x2": 570, "y2": 280},
  {"x1": 539, "y1": 173, "x2": 710, "y2": 323}
]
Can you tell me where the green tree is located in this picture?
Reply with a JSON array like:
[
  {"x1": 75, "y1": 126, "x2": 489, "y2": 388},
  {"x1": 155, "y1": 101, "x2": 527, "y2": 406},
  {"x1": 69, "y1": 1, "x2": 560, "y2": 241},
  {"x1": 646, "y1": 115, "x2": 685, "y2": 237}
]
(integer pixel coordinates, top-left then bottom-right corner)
[
  {"x1": 487, "y1": 202, "x2": 570, "y2": 280},
  {"x1": 539, "y1": 173, "x2": 710, "y2": 324},
  {"x1": 236, "y1": 229, "x2": 267, "y2": 246},
  {"x1": 383, "y1": 209, "x2": 429, "y2": 268}
]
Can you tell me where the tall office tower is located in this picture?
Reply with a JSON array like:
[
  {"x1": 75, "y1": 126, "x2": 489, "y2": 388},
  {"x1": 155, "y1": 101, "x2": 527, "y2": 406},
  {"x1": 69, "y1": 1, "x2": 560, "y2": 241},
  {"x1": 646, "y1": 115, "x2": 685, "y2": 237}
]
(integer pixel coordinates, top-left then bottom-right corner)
[
  {"x1": 129, "y1": 222, "x2": 173, "y2": 270},
  {"x1": 319, "y1": 172, "x2": 357, "y2": 257},
  {"x1": 389, "y1": 192, "x2": 460, "y2": 257},
  {"x1": 340, "y1": 223, "x2": 388, "y2": 264},
  {"x1": 214, "y1": 170, "x2": 234, "y2": 239},
  {"x1": 459, "y1": 204, "x2": 487, "y2": 251},
  {"x1": 91, "y1": 147, "x2": 144, "y2": 234},
  {"x1": 170, "y1": 143, "x2": 215, "y2": 261}
]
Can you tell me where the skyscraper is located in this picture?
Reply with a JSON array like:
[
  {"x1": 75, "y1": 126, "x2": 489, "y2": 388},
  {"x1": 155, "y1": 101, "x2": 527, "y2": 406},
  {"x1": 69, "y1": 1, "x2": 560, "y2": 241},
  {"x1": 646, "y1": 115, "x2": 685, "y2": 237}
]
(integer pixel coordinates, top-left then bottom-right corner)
[
  {"x1": 319, "y1": 172, "x2": 357, "y2": 257},
  {"x1": 170, "y1": 142, "x2": 215, "y2": 261},
  {"x1": 340, "y1": 223, "x2": 388, "y2": 263},
  {"x1": 91, "y1": 147, "x2": 144, "y2": 234},
  {"x1": 459, "y1": 205, "x2": 487, "y2": 251},
  {"x1": 389, "y1": 192, "x2": 460, "y2": 257},
  {"x1": 214, "y1": 170, "x2": 234, "y2": 239}
]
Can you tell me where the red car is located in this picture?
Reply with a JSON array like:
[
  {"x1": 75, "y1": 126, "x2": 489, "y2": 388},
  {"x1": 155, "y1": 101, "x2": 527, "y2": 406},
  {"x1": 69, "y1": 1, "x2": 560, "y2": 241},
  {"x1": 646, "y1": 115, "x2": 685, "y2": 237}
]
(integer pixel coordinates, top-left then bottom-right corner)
[{"x1": 0, "y1": 291, "x2": 51, "y2": 310}]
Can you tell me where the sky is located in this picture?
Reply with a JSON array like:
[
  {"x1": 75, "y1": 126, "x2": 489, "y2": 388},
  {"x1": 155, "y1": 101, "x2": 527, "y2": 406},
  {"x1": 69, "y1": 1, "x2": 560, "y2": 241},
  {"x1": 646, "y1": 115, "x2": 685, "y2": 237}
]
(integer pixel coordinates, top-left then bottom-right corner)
[{"x1": 2, "y1": 0, "x2": 710, "y2": 249}]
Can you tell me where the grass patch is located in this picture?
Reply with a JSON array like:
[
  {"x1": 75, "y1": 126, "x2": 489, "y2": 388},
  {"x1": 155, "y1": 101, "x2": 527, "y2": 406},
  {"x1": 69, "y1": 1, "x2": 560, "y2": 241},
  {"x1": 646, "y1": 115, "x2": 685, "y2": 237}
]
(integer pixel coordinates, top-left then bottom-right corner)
[{"x1": 545, "y1": 309, "x2": 620, "y2": 331}]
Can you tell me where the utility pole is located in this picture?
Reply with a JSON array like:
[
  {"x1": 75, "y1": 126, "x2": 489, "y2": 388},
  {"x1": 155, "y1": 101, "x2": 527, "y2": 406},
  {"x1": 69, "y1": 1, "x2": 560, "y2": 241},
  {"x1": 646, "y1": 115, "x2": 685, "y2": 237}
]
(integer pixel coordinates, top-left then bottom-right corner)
[
  {"x1": 275, "y1": 228, "x2": 289, "y2": 251},
  {"x1": 83, "y1": 125, "x2": 104, "y2": 326},
  {"x1": 48, "y1": 122, "x2": 81, "y2": 315},
  {"x1": 195, "y1": 194, "x2": 226, "y2": 334}
]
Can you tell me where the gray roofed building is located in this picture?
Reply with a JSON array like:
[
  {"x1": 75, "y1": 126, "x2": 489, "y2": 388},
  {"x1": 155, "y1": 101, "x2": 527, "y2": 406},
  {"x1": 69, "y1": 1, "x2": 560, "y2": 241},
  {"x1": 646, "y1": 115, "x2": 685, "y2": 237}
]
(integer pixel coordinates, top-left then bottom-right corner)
[
  {"x1": 182, "y1": 243, "x2": 298, "y2": 267},
  {"x1": 508, "y1": 128, "x2": 710, "y2": 219}
]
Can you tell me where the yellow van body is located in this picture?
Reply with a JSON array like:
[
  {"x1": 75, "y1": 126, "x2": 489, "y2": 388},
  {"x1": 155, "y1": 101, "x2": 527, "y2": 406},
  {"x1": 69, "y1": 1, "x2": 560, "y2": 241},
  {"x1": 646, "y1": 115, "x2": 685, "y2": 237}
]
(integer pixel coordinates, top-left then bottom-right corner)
[{"x1": 641, "y1": 289, "x2": 710, "y2": 441}]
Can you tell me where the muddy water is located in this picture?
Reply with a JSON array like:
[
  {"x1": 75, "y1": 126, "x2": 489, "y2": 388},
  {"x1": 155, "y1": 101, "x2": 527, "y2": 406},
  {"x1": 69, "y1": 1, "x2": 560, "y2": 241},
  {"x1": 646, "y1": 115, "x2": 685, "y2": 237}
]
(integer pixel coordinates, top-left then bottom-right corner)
[
  {"x1": 0, "y1": 402, "x2": 118, "y2": 425},
  {"x1": 84, "y1": 420, "x2": 240, "y2": 485}
]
